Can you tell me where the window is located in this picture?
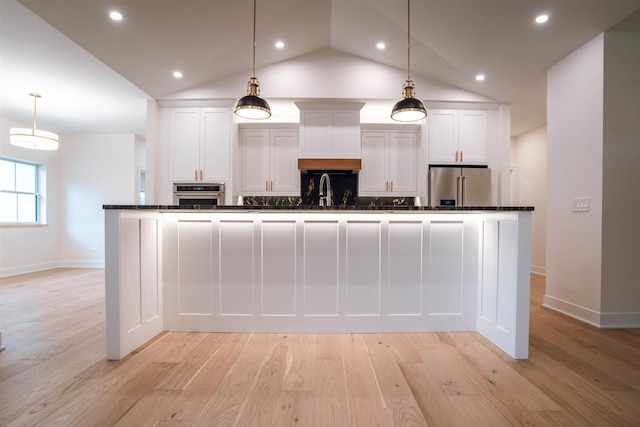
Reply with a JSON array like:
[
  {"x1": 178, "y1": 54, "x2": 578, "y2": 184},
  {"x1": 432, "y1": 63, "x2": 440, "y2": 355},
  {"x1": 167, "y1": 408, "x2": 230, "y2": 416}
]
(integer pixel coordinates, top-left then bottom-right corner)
[{"x1": 0, "y1": 157, "x2": 42, "y2": 224}]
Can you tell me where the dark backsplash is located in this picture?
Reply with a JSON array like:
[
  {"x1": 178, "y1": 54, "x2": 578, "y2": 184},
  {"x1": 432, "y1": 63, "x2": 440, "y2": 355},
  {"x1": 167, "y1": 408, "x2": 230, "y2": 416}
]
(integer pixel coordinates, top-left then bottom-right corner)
[
  {"x1": 242, "y1": 171, "x2": 414, "y2": 207},
  {"x1": 301, "y1": 171, "x2": 358, "y2": 206},
  {"x1": 242, "y1": 195, "x2": 414, "y2": 207}
]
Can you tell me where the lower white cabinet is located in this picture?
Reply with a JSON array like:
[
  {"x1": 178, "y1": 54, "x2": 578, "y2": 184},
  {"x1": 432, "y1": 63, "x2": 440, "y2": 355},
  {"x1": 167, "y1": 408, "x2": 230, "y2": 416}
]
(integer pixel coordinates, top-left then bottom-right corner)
[
  {"x1": 241, "y1": 130, "x2": 299, "y2": 195},
  {"x1": 359, "y1": 131, "x2": 419, "y2": 196}
]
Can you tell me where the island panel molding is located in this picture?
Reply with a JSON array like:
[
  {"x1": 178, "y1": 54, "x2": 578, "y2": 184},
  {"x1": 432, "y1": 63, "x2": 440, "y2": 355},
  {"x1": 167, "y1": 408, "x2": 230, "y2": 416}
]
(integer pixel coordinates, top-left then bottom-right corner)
[
  {"x1": 345, "y1": 220, "x2": 382, "y2": 316},
  {"x1": 105, "y1": 209, "x2": 531, "y2": 360},
  {"x1": 105, "y1": 210, "x2": 163, "y2": 360}
]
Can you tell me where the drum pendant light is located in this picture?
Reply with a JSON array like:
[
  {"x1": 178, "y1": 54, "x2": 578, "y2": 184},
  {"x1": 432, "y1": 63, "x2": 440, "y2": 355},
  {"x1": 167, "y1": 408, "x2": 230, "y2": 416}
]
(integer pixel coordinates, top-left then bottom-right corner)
[
  {"x1": 391, "y1": 0, "x2": 427, "y2": 122},
  {"x1": 234, "y1": 0, "x2": 271, "y2": 120},
  {"x1": 10, "y1": 93, "x2": 59, "y2": 150}
]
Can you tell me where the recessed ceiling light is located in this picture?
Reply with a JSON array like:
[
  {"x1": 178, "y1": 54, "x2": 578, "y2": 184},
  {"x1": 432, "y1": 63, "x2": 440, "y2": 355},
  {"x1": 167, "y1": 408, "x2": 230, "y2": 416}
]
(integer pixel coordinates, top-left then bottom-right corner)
[
  {"x1": 275, "y1": 41, "x2": 284, "y2": 49},
  {"x1": 109, "y1": 11, "x2": 123, "y2": 21},
  {"x1": 535, "y1": 14, "x2": 549, "y2": 24},
  {"x1": 173, "y1": 71, "x2": 183, "y2": 79},
  {"x1": 475, "y1": 74, "x2": 486, "y2": 81},
  {"x1": 376, "y1": 42, "x2": 386, "y2": 50}
]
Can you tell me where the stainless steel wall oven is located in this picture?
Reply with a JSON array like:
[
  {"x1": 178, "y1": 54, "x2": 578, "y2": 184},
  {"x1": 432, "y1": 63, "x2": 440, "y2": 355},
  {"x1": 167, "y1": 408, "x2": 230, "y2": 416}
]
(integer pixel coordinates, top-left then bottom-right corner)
[{"x1": 173, "y1": 183, "x2": 225, "y2": 207}]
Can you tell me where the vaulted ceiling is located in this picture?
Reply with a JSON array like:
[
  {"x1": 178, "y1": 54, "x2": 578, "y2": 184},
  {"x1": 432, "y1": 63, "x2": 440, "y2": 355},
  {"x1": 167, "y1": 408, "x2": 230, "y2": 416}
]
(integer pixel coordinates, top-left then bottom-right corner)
[{"x1": 2, "y1": 0, "x2": 640, "y2": 137}]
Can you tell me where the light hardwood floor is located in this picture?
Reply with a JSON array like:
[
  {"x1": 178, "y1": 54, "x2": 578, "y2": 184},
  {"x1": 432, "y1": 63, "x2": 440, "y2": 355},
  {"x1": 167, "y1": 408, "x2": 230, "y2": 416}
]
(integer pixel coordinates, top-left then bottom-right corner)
[{"x1": 1, "y1": 269, "x2": 639, "y2": 426}]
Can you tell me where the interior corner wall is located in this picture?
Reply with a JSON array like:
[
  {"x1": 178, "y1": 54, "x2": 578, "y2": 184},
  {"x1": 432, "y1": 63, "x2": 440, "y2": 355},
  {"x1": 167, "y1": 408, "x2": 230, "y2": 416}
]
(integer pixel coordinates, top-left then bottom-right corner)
[
  {"x1": 58, "y1": 134, "x2": 136, "y2": 268},
  {"x1": 601, "y1": 32, "x2": 640, "y2": 326},
  {"x1": 0, "y1": 116, "x2": 60, "y2": 277},
  {"x1": 146, "y1": 100, "x2": 159, "y2": 205},
  {"x1": 545, "y1": 34, "x2": 604, "y2": 325},
  {"x1": 135, "y1": 135, "x2": 146, "y2": 204},
  {"x1": 513, "y1": 125, "x2": 547, "y2": 275},
  {"x1": 487, "y1": 104, "x2": 511, "y2": 206}
]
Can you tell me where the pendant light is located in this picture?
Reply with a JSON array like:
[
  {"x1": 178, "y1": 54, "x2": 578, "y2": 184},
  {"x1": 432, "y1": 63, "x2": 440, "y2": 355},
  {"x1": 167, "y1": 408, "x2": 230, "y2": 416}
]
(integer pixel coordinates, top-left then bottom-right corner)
[
  {"x1": 10, "y1": 92, "x2": 59, "y2": 150},
  {"x1": 391, "y1": 0, "x2": 427, "y2": 122},
  {"x1": 234, "y1": 0, "x2": 271, "y2": 120}
]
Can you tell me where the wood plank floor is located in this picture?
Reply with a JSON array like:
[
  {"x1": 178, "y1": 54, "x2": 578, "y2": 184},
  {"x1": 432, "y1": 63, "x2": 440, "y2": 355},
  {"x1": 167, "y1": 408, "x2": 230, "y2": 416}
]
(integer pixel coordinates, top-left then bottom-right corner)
[{"x1": 1, "y1": 269, "x2": 639, "y2": 426}]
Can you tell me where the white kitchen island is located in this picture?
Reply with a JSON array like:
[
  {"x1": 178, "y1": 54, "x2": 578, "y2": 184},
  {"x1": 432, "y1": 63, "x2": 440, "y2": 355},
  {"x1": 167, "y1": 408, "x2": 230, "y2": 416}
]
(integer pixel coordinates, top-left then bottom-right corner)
[{"x1": 104, "y1": 206, "x2": 532, "y2": 360}]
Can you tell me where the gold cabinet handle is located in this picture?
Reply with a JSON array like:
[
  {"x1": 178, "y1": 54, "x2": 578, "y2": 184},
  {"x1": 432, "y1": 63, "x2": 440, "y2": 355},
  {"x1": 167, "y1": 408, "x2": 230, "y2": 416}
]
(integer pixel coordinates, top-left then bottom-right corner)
[
  {"x1": 460, "y1": 151, "x2": 463, "y2": 162},
  {"x1": 455, "y1": 151, "x2": 459, "y2": 162},
  {"x1": 194, "y1": 169, "x2": 198, "y2": 181},
  {"x1": 266, "y1": 180, "x2": 269, "y2": 191},
  {"x1": 390, "y1": 181, "x2": 393, "y2": 192},
  {"x1": 270, "y1": 180, "x2": 273, "y2": 191},
  {"x1": 385, "y1": 181, "x2": 389, "y2": 192},
  {"x1": 200, "y1": 170, "x2": 203, "y2": 180}
]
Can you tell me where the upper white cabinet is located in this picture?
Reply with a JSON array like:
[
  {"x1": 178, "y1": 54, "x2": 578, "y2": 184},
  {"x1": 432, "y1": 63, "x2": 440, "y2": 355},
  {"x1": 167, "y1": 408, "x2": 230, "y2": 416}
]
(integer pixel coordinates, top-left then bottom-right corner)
[
  {"x1": 428, "y1": 109, "x2": 487, "y2": 164},
  {"x1": 297, "y1": 102, "x2": 364, "y2": 159},
  {"x1": 240, "y1": 130, "x2": 299, "y2": 195},
  {"x1": 359, "y1": 130, "x2": 419, "y2": 196},
  {"x1": 169, "y1": 107, "x2": 231, "y2": 182}
]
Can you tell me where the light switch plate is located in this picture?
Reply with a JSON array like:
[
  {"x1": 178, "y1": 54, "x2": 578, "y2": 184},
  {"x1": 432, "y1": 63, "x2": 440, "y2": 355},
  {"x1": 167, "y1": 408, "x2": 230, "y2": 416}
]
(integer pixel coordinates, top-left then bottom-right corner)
[{"x1": 572, "y1": 197, "x2": 591, "y2": 212}]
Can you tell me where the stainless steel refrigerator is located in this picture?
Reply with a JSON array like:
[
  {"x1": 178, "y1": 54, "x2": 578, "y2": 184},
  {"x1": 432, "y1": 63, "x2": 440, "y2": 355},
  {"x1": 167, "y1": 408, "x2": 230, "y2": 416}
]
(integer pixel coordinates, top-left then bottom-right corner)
[{"x1": 429, "y1": 166, "x2": 491, "y2": 207}]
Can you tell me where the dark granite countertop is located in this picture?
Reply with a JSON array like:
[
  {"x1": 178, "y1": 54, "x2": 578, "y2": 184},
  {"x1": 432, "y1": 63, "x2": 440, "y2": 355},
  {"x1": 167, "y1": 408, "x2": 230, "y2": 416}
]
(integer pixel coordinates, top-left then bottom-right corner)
[{"x1": 103, "y1": 205, "x2": 534, "y2": 212}]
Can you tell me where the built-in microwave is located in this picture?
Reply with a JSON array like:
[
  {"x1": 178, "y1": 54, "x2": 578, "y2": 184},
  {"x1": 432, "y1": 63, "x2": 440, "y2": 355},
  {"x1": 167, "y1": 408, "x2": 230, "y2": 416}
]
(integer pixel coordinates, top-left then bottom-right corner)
[{"x1": 173, "y1": 183, "x2": 225, "y2": 207}]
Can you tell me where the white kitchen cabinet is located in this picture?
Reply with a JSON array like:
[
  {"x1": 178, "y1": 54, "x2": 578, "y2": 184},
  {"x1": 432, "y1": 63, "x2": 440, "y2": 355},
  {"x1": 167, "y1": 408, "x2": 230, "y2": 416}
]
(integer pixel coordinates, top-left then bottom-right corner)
[
  {"x1": 359, "y1": 131, "x2": 419, "y2": 196},
  {"x1": 241, "y1": 130, "x2": 299, "y2": 195},
  {"x1": 297, "y1": 103, "x2": 363, "y2": 159},
  {"x1": 169, "y1": 107, "x2": 231, "y2": 182},
  {"x1": 428, "y1": 109, "x2": 487, "y2": 164}
]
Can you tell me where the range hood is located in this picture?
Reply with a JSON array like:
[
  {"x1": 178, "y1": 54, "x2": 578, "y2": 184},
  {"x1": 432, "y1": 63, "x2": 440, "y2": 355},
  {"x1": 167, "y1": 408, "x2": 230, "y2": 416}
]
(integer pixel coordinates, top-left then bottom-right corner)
[
  {"x1": 296, "y1": 102, "x2": 364, "y2": 172},
  {"x1": 297, "y1": 158, "x2": 361, "y2": 172}
]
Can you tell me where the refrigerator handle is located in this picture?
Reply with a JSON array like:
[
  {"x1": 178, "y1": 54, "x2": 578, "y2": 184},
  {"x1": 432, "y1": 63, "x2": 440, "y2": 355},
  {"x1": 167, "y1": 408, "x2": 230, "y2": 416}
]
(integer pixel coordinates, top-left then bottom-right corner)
[
  {"x1": 456, "y1": 176, "x2": 461, "y2": 206},
  {"x1": 461, "y1": 175, "x2": 467, "y2": 206}
]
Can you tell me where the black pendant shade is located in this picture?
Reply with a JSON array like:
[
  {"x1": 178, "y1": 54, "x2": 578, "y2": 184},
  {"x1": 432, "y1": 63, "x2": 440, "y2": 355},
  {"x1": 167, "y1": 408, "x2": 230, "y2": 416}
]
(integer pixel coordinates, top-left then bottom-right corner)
[
  {"x1": 234, "y1": 94, "x2": 271, "y2": 120},
  {"x1": 391, "y1": 80, "x2": 426, "y2": 122},
  {"x1": 234, "y1": 76, "x2": 271, "y2": 120}
]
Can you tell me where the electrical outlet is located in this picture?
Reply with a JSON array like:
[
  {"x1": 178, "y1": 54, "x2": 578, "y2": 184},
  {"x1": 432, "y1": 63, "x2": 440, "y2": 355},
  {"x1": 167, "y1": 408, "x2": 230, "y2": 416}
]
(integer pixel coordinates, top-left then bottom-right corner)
[{"x1": 572, "y1": 197, "x2": 590, "y2": 212}]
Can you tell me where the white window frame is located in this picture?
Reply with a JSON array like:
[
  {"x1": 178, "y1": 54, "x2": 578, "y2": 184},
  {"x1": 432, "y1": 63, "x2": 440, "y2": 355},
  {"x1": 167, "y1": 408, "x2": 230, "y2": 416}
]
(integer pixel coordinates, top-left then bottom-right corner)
[{"x1": 0, "y1": 157, "x2": 45, "y2": 225}]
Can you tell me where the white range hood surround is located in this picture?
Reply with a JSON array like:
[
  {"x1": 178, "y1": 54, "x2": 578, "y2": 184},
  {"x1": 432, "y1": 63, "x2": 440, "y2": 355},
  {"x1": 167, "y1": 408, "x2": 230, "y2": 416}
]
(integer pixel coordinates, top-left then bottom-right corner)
[{"x1": 296, "y1": 102, "x2": 365, "y2": 161}]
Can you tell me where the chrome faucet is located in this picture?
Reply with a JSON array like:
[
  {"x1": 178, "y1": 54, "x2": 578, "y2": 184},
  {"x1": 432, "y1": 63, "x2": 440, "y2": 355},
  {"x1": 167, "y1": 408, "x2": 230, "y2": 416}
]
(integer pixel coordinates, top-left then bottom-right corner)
[{"x1": 319, "y1": 173, "x2": 332, "y2": 207}]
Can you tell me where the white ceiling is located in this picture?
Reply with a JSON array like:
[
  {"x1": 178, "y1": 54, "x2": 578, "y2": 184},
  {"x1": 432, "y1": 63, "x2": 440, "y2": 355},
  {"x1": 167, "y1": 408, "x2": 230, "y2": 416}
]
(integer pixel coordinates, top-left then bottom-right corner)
[{"x1": 2, "y1": 0, "x2": 640, "y2": 138}]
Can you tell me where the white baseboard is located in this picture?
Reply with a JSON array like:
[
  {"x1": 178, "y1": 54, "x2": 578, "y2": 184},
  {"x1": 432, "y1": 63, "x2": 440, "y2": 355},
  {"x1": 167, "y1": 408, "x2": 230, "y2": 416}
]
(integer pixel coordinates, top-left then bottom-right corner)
[
  {"x1": 542, "y1": 294, "x2": 601, "y2": 327},
  {"x1": 58, "y1": 260, "x2": 105, "y2": 269},
  {"x1": 543, "y1": 294, "x2": 640, "y2": 328},
  {"x1": 0, "y1": 261, "x2": 59, "y2": 278},
  {"x1": 531, "y1": 265, "x2": 546, "y2": 276},
  {"x1": 0, "y1": 261, "x2": 104, "y2": 278}
]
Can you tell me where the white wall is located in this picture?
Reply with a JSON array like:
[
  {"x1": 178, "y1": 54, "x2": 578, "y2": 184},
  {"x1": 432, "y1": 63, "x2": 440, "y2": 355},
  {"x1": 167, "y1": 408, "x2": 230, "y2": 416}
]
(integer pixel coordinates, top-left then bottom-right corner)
[
  {"x1": 58, "y1": 134, "x2": 137, "y2": 268},
  {"x1": 601, "y1": 32, "x2": 640, "y2": 321},
  {"x1": 145, "y1": 100, "x2": 159, "y2": 205},
  {"x1": 546, "y1": 34, "x2": 604, "y2": 324},
  {"x1": 0, "y1": 116, "x2": 60, "y2": 277},
  {"x1": 546, "y1": 31, "x2": 640, "y2": 327},
  {"x1": 165, "y1": 49, "x2": 496, "y2": 104},
  {"x1": 0, "y1": 126, "x2": 141, "y2": 275},
  {"x1": 512, "y1": 125, "x2": 547, "y2": 275},
  {"x1": 490, "y1": 104, "x2": 512, "y2": 205}
]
